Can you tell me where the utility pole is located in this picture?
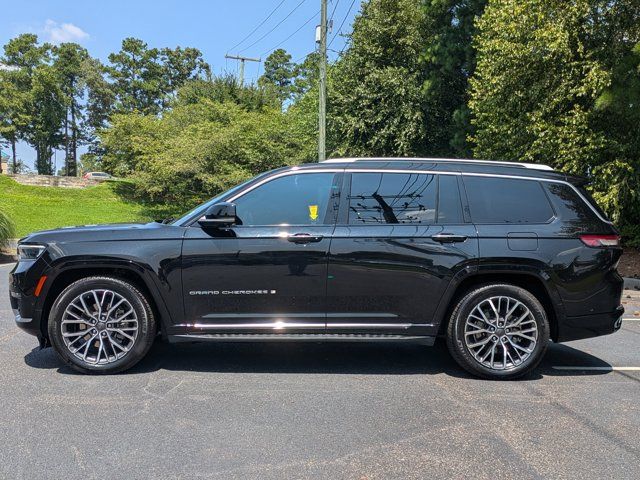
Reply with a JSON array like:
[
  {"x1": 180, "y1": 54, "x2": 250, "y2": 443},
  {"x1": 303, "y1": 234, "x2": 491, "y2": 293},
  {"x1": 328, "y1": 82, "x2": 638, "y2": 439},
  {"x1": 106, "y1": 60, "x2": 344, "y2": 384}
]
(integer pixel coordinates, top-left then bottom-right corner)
[
  {"x1": 224, "y1": 54, "x2": 261, "y2": 87},
  {"x1": 317, "y1": 0, "x2": 328, "y2": 162}
]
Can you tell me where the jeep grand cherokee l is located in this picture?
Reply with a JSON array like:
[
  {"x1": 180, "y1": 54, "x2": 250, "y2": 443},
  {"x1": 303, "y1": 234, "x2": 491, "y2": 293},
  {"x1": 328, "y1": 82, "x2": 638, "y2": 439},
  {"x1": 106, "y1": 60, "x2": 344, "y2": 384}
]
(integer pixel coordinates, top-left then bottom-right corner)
[{"x1": 9, "y1": 158, "x2": 624, "y2": 379}]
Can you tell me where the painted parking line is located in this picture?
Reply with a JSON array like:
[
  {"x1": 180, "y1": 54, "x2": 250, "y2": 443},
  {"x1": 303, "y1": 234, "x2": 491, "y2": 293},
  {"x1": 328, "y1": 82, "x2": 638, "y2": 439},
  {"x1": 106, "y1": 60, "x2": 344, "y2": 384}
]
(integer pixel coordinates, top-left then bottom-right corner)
[
  {"x1": 622, "y1": 318, "x2": 640, "y2": 321},
  {"x1": 552, "y1": 366, "x2": 640, "y2": 371}
]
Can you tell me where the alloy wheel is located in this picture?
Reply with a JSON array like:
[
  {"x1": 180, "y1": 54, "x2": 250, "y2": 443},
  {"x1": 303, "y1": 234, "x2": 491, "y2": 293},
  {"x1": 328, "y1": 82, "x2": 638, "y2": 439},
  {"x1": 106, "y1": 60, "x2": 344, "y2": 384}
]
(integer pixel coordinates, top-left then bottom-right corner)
[
  {"x1": 60, "y1": 289, "x2": 139, "y2": 365},
  {"x1": 463, "y1": 295, "x2": 538, "y2": 371}
]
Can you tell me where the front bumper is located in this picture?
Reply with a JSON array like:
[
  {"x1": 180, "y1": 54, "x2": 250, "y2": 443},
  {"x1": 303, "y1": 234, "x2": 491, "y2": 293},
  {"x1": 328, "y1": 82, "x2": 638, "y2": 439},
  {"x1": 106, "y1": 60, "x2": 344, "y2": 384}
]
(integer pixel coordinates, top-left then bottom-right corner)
[
  {"x1": 556, "y1": 305, "x2": 625, "y2": 342},
  {"x1": 9, "y1": 258, "x2": 49, "y2": 338},
  {"x1": 9, "y1": 285, "x2": 41, "y2": 337}
]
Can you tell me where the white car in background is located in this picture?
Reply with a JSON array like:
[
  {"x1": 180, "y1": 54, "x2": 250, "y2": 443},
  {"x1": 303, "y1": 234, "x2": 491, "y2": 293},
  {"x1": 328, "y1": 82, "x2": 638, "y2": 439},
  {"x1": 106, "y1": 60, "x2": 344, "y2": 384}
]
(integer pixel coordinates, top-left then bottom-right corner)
[{"x1": 82, "y1": 172, "x2": 113, "y2": 181}]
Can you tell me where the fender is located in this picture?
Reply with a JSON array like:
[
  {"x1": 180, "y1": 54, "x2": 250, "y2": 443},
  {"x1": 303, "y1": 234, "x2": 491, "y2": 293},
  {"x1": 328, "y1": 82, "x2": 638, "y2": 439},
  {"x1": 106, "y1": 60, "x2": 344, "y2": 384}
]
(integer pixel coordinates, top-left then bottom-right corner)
[
  {"x1": 35, "y1": 254, "x2": 182, "y2": 338},
  {"x1": 431, "y1": 260, "x2": 565, "y2": 336}
]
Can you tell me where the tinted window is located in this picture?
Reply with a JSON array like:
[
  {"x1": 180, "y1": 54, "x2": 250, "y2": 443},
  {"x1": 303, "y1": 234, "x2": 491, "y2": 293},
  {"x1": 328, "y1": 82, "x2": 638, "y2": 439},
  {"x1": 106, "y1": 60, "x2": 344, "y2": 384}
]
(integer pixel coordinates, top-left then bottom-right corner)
[
  {"x1": 543, "y1": 183, "x2": 603, "y2": 233},
  {"x1": 577, "y1": 186, "x2": 609, "y2": 221},
  {"x1": 463, "y1": 176, "x2": 554, "y2": 224},
  {"x1": 234, "y1": 173, "x2": 338, "y2": 226},
  {"x1": 349, "y1": 173, "x2": 438, "y2": 224}
]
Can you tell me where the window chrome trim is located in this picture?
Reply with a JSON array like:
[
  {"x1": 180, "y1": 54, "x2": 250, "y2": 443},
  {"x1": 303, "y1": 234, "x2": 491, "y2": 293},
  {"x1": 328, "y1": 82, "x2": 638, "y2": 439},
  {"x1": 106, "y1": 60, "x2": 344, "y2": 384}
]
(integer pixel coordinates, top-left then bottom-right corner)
[
  {"x1": 227, "y1": 168, "x2": 343, "y2": 202},
  {"x1": 187, "y1": 167, "x2": 612, "y2": 227},
  {"x1": 459, "y1": 172, "x2": 613, "y2": 225}
]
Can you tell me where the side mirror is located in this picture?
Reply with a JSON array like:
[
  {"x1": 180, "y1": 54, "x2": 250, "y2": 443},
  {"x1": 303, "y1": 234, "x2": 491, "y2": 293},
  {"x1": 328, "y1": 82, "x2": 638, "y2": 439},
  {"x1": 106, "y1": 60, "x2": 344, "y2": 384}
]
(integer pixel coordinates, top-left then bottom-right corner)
[{"x1": 197, "y1": 202, "x2": 238, "y2": 228}]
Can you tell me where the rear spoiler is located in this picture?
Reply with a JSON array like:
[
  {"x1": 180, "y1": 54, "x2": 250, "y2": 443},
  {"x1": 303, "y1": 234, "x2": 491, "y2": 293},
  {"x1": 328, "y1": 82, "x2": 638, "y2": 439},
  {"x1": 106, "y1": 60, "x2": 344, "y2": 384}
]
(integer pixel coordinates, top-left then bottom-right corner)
[{"x1": 564, "y1": 174, "x2": 590, "y2": 187}]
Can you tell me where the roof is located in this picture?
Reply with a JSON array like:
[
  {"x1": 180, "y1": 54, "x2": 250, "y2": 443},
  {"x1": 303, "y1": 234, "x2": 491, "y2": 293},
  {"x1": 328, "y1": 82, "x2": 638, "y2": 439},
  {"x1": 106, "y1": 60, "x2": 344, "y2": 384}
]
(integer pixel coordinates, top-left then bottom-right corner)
[
  {"x1": 295, "y1": 157, "x2": 585, "y2": 184},
  {"x1": 320, "y1": 157, "x2": 553, "y2": 171}
]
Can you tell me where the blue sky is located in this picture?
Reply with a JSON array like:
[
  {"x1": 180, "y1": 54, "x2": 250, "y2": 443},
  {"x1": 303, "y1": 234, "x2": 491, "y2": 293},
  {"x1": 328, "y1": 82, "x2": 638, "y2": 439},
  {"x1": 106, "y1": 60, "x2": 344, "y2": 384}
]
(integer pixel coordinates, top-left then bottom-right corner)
[{"x1": 1, "y1": 0, "x2": 361, "y2": 170}]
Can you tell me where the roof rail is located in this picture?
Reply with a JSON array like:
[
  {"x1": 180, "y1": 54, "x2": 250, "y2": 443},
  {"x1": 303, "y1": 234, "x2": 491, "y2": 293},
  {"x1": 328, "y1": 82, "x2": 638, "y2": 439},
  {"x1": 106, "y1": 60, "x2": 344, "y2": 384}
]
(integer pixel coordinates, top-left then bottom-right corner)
[{"x1": 320, "y1": 157, "x2": 554, "y2": 171}]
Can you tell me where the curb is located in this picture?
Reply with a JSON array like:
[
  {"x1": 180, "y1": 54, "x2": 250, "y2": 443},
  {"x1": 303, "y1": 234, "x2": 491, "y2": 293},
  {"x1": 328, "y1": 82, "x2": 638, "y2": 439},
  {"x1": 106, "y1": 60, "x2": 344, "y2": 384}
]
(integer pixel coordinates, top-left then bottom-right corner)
[{"x1": 624, "y1": 277, "x2": 640, "y2": 291}]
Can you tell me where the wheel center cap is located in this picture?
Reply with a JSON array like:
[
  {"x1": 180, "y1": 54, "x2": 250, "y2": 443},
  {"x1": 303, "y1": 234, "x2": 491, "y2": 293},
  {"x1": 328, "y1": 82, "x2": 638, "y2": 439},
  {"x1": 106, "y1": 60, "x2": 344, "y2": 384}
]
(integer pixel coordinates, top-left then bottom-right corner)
[
  {"x1": 496, "y1": 327, "x2": 506, "y2": 337},
  {"x1": 96, "y1": 322, "x2": 106, "y2": 331}
]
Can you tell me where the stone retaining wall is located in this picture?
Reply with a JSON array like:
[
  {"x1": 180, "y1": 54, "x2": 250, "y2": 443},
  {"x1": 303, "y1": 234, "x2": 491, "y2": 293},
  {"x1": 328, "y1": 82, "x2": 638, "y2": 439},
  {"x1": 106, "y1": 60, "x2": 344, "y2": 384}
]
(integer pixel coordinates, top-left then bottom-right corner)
[{"x1": 7, "y1": 174, "x2": 99, "y2": 189}]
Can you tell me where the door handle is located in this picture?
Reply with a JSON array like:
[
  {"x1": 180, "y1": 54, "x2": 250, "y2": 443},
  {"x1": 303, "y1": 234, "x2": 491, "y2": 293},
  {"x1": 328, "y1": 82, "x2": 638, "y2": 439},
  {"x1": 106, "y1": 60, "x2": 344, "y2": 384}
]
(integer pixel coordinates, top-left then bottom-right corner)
[
  {"x1": 287, "y1": 233, "x2": 324, "y2": 244},
  {"x1": 431, "y1": 233, "x2": 468, "y2": 243}
]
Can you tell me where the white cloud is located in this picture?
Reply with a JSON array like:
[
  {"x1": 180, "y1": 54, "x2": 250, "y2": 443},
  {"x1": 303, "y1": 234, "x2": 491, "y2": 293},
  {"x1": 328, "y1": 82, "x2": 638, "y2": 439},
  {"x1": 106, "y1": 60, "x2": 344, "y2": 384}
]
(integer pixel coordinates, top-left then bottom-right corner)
[{"x1": 43, "y1": 19, "x2": 89, "y2": 44}]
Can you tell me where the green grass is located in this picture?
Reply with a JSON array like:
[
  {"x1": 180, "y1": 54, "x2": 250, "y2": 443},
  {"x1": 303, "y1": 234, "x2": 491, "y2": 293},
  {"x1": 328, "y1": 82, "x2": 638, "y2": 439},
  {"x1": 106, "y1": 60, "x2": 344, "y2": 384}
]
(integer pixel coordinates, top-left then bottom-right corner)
[{"x1": 0, "y1": 176, "x2": 176, "y2": 237}]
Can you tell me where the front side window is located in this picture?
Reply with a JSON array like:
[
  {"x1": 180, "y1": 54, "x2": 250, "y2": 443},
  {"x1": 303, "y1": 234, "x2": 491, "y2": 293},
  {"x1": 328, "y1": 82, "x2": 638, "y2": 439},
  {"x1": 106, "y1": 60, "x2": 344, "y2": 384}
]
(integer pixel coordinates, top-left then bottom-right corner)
[
  {"x1": 463, "y1": 176, "x2": 554, "y2": 224},
  {"x1": 234, "y1": 173, "x2": 339, "y2": 226},
  {"x1": 348, "y1": 173, "x2": 438, "y2": 224}
]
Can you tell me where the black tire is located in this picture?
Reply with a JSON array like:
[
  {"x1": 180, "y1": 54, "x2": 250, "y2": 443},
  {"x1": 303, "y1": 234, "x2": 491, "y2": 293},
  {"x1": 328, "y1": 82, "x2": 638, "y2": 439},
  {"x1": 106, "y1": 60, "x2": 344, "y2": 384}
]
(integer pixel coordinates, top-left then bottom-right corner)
[
  {"x1": 446, "y1": 284, "x2": 549, "y2": 380},
  {"x1": 48, "y1": 276, "x2": 156, "y2": 374}
]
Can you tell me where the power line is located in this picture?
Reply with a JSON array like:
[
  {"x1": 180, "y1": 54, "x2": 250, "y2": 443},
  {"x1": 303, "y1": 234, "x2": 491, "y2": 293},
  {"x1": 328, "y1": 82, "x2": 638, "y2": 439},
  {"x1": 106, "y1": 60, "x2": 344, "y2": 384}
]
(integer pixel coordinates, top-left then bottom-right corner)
[
  {"x1": 227, "y1": 0, "x2": 288, "y2": 53},
  {"x1": 328, "y1": 0, "x2": 357, "y2": 47},
  {"x1": 294, "y1": 51, "x2": 313, "y2": 63},
  {"x1": 329, "y1": 0, "x2": 341, "y2": 22},
  {"x1": 261, "y1": 10, "x2": 320, "y2": 58},
  {"x1": 239, "y1": 0, "x2": 307, "y2": 54}
]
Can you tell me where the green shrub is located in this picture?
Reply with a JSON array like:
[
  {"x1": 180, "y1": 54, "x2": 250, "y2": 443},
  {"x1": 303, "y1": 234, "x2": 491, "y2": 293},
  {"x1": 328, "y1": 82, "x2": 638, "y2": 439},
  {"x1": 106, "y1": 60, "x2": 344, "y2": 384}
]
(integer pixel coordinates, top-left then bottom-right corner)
[
  {"x1": 620, "y1": 224, "x2": 640, "y2": 249},
  {"x1": 0, "y1": 209, "x2": 16, "y2": 247}
]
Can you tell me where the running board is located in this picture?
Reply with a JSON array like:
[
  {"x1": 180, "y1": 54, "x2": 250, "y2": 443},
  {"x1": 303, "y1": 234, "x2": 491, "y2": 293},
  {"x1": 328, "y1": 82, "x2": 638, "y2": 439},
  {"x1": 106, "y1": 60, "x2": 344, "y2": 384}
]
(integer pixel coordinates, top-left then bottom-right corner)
[{"x1": 168, "y1": 333, "x2": 436, "y2": 346}]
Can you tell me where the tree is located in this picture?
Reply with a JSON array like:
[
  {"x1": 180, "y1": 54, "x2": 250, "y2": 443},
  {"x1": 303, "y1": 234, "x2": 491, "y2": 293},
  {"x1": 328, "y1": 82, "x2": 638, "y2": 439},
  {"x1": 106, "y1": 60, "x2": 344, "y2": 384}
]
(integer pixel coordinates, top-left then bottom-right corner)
[
  {"x1": 0, "y1": 34, "x2": 48, "y2": 171},
  {"x1": 159, "y1": 46, "x2": 211, "y2": 109},
  {"x1": 0, "y1": 69, "x2": 27, "y2": 171},
  {"x1": 292, "y1": 51, "x2": 320, "y2": 99},
  {"x1": 107, "y1": 38, "x2": 163, "y2": 114},
  {"x1": 100, "y1": 77, "x2": 312, "y2": 207},
  {"x1": 177, "y1": 74, "x2": 278, "y2": 111},
  {"x1": 108, "y1": 38, "x2": 210, "y2": 115},
  {"x1": 258, "y1": 49, "x2": 296, "y2": 106},
  {"x1": 331, "y1": 0, "x2": 429, "y2": 156},
  {"x1": 1, "y1": 34, "x2": 65, "y2": 175},
  {"x1": 53, "y1": 43, "x2": 89, "y2": 176},
  {"x1": 421, "y1": 0, "x2": 487, "y2": 156},
  {"x1": 469, "y1": 0, "x2": 640, "y2": 233},
  {"x1": 27, "y1": 63, "x2": 66, "y2": 175}
]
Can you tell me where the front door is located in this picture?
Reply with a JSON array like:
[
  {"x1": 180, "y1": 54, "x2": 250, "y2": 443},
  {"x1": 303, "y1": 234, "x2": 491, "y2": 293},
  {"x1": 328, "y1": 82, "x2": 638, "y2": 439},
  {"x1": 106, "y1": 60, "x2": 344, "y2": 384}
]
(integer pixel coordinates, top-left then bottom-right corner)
[
  {"x1": 326, "y1": 171, "x2": 478, "y2": 336},
  {"x1": 181, "y1": 171, "x2": 342, "y2": 334}
]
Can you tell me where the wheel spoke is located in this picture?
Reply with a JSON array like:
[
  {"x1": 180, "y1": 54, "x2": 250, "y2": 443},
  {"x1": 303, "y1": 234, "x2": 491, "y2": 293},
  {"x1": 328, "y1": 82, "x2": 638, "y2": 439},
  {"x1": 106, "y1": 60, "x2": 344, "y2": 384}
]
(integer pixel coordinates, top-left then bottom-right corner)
[
  {"x1": 107, "y1": 332, "x2": 129, "y2": 353},
  {"x1": 78, "y1": 295, "x2": 96, "y2": 320},
  {"x1": 106, "y1": 298, "x2": 126, "y2": 317},
  {"x1": 488, "y1": 298, "x2": 500, "y2": 320},
  {"x1": 465, "y1": 327, "x2": 489, "y2": 336},
  {"x1": 110, "y1": 328, "x2": 135, "y2": 342}
]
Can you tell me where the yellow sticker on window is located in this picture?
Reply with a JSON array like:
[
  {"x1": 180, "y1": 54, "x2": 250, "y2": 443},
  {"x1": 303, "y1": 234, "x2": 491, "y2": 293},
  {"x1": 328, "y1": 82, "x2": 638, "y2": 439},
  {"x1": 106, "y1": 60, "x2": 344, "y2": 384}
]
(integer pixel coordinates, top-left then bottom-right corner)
[{"x1": 309, "y1": 205, "x2": 319, "y2": 221}]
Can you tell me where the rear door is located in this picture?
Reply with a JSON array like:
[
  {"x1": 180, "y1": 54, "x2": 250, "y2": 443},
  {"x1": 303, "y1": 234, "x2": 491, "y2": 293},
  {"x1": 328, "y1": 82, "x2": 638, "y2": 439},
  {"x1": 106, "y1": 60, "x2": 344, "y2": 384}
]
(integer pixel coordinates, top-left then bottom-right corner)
[{"x1": 325, "y1": 171, "x2": 479, "y2": 336}]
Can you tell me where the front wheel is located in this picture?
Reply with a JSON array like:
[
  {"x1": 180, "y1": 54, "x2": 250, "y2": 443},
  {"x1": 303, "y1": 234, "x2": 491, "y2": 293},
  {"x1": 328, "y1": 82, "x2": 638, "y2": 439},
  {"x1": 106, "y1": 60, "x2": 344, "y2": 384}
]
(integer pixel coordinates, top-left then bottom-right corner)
[
  {"x1": 446, "y1": 284, "x2": 549, "y2": 380},
  {"x1": 48, "y1": 276, "x2": 156, "y2": 374}
]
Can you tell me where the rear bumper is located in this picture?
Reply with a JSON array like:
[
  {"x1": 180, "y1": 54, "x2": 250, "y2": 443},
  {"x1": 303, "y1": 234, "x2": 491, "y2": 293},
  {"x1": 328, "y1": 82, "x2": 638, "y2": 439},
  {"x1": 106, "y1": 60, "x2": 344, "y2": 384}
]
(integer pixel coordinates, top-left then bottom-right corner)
[{"x1": 556, "y1": 305, "x2": 624, "y2": 342}]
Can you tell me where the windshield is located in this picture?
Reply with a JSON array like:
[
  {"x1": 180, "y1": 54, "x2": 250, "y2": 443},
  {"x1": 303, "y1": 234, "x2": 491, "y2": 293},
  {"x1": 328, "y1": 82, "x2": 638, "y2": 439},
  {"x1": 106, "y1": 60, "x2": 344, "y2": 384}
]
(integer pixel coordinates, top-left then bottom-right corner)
[{"x1": 170, "y1": 175, "x2": 262, "y2": 226}]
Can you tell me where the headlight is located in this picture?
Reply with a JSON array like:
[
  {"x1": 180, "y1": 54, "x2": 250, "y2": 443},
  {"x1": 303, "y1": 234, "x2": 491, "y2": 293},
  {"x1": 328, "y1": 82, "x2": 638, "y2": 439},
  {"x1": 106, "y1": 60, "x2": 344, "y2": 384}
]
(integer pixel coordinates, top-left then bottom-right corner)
[{"x1": 17, "y1": 244, "x2": 46, "y2": 261}]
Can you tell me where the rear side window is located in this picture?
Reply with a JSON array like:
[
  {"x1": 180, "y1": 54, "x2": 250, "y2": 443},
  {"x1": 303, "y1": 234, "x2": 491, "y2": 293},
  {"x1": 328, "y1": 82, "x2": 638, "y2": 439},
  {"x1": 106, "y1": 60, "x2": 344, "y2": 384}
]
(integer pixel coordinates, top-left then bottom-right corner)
[
  {"x1": 348, "y1": 173, "x2": 462, "y2": 224},
  {"x1": 463, "y1": 176, "x2": 554, "y2": 224},
  {"x1": 576, "y1": 186, "x2": 609, "y2": 221},
  {"x1": 543, "y1": 183, "x2": 604, "y2": 228}
]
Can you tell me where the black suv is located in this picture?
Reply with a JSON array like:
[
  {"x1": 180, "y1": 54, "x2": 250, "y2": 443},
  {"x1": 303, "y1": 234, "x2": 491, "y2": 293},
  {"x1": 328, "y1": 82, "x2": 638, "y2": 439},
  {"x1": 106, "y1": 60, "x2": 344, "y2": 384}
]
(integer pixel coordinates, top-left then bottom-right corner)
[{"x1": 9, "y1": 158, "x2": 624, "y2": 379}]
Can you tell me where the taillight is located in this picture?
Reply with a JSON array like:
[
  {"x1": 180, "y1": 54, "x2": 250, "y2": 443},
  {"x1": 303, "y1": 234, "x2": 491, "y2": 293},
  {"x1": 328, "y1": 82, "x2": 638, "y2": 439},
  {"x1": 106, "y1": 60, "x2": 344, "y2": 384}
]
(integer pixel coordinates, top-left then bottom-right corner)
[{"x1": 579, "y1": 234, "x2": 620, "y2": 248}]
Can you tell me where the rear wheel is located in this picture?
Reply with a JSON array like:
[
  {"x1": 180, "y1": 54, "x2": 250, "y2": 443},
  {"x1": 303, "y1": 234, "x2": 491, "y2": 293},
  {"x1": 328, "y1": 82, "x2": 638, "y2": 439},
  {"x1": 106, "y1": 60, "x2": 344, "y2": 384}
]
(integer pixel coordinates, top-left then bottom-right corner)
[
  {"x1": 446, "y1": 284, "x2": 549, "y2": 380},
  {"x1": 48, "y1": 276, "x2": 156, "y2": 374}
]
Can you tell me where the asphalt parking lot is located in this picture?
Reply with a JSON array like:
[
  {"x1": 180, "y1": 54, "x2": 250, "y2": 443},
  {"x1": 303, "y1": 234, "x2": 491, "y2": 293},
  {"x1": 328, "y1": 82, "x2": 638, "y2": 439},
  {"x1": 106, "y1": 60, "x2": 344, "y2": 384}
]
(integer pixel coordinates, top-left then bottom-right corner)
[{"x1": 1, "y1": 262, "x2": 639, "y2": 479}]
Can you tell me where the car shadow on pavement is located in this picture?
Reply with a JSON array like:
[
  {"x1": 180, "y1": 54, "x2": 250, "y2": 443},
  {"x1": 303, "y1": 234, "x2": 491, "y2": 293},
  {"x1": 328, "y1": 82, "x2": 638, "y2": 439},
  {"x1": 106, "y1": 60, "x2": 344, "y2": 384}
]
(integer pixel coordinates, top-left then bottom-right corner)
[{"x1": 24, "y1": 339, "x2": 612, "y2": 380}]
